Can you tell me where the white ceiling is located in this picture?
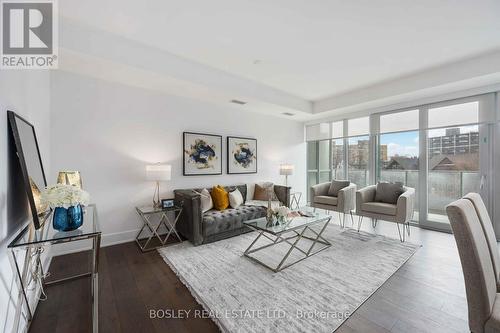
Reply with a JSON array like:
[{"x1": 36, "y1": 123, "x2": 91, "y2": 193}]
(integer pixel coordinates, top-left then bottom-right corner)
[
  {"x1": 58, "y1": 0, "x2": 500, "y2": 121},
  {"x1": 59, "y1": 0, "x2": 500, "y2": 101}
]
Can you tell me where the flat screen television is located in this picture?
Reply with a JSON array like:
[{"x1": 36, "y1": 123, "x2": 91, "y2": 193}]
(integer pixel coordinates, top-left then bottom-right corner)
[{"x1": 7, "y1": 111, "x2": 48, "y2": 229}]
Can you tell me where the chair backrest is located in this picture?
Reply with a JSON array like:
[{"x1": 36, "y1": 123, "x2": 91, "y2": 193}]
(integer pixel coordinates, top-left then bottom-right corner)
[
  {"x1": 446, "y1": 199, "x2": 497, "y2": 333},
  {"x1": 464, "y1": 192, "x2": 500, "y2": 283}
]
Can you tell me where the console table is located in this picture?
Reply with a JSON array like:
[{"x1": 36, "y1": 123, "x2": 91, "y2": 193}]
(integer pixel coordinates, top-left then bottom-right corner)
[{"x1": 8, "y1": 204, "x2": 101, "y2": 333}]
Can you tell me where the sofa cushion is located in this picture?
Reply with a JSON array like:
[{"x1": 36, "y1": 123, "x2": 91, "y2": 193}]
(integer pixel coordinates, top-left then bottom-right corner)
[
  {"x1": 362, "y1": 202, "x2": 397, "y2": 216},
  {"x1": 229, "y1": 188, "x2": 244, "y2": 208},
  {"x1": 375, "y1": 182, "x2": 404, "y2": 204},
  {"x1": 203, "y1": 205, "x2": 266, "y2": 237},
  {"x1": 246, "y1": 182, "x2": 273, "y2": 201},
  {"x1": 254, "y1": 183, "x2": 273, "y2": 200},
  {"x1": 211, "y1": 186, "x2": 229, "y2": 210},
  {"x1": 314, "y1": 195, "x2": 338, "y2": 206},
  {"x1": 196, "y1": 188, "x2": 213, "y2": 213},
  {"x1": 328, "y1": 180, "x2": 350, "y2": 197}
]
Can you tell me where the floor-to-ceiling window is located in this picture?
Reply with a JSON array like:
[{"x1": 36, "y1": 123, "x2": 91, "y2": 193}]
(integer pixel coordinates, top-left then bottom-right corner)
[
  {"x1": 305, "y1": 93, "x2": 496, "y2": 230},
  {"x1": 378, "y1": 110, "x2": 420, "y2": 218},
  {"x1": 331, "y1": 139, "x2": 345, "y2": 180},
  {"x1": 307, "y1": 141, "x2": 318, "y2": 195},
  {"x1": 426, "y1": 101, "x2": 480, "y2": 224},
  {"x1": 347, "y1": 117, "x2": 370, "y2": 188}
]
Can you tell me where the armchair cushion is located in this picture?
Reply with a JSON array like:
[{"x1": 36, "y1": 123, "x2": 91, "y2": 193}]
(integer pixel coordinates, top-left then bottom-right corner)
[
  {"x1": 328, "y1": 180, "x2": 350, "y2": 197},
  {"x1": 375, "y1": 182, "x2": 404, "y2": 204},
  {"x1": 314, "y1": 195, "x2": 338, "y2": 206},
  {"x1": 362, "y1": 202, "x2": 397, "y2": 216}
]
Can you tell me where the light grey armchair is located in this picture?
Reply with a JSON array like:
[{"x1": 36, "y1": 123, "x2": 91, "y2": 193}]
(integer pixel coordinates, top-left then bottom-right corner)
[
  {"x1": 310, "y1": 182, "x2": 356, "y2": 227},
  {"x1": 356, "y1": 184, "x2": 415, "y2": 242}
]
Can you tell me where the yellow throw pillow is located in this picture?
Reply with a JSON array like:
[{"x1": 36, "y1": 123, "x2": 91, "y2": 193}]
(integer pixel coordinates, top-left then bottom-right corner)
[{"x1": 211, "y1": 186, "x2": 229, "y2": 211}]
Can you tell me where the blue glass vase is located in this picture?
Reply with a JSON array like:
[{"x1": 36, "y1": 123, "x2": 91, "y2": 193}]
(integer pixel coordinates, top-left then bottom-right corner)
[{"x1": 53, "y1": 205, "x2": 84, "y2": 231}]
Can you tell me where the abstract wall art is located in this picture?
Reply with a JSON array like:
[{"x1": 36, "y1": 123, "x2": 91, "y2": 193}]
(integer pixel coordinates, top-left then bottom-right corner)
[
  {"x1": 183, "y1": 132, "x2": 222, "y2": 175},
  {"x1": 227, "y1": 136, "x2": 257, "y2": 174}
]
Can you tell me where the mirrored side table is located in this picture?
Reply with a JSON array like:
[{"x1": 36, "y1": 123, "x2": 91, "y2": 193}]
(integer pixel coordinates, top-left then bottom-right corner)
[
  {"x1": 8, "y1": 204, "x2": 101, "y2": 333},
  {"x1": 135, "y1": 205, "x2": 183, "y2": 252}
]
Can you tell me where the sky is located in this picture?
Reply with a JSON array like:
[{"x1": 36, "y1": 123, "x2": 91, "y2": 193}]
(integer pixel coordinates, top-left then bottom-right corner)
[
  {"x1": 380, "y1": 131, "x2": 419, "y2": 158},
  {"x1": 380, "y1": 125, "x2": 479, "y2": 158}
]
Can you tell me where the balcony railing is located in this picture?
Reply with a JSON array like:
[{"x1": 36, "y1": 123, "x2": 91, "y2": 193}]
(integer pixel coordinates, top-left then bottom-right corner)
[{"x1": 308, "y1": 169, "x2": 480, "y2": 215}]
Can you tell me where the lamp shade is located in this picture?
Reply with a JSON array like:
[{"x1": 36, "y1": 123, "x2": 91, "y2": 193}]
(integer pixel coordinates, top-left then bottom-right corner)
[
  {"x1": 57, "y1": 170, "x2": 83, "y2": 189},
  {"x1": 146, "y1": 164, "x2": 171, "y2": 181},
  {"x1": 279, "y1": 164, "x2": 294, "y2": 176}
]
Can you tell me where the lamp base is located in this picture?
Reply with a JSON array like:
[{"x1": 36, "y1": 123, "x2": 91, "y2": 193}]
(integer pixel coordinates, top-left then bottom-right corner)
[{"x1": 152, "y1": 181, "x2": 161, "y2": 208}]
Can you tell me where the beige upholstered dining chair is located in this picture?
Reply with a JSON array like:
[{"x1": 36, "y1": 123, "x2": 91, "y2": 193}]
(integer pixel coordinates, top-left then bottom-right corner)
[
  {"x1": 310, "y1": 180, "x2": 356, "y2": 228},
  {"x1": 446, "y1": 198, "x2": 500, "y2": 333},
  {"x1": 356, "y1": 183, "x2": 415, "y2": 242},
  {"x1": 464, "y1": 193, "x2": 500, "y2": 292}
]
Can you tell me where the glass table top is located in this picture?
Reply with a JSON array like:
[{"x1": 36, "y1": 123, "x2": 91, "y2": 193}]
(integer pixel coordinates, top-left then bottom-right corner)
[
  {"x1": 8, "y1": 204, "x2": 100, "y2": 248},
  {"x1": 243, "y1": 210, "x2": 330, "y2": 235},
  {"x1": 136, "y1": 205, "x2": 182, "y2": 215}
]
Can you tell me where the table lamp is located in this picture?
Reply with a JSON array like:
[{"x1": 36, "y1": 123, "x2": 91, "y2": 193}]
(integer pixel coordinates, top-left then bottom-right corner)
[
  {"x1": 146, "y1": 164, "x2": 171, "y2": 208},
  {"x1": 279, "y1": 164, "x2": 294, "y2": 187},
  {"x1": 57, "y1": 170, "x2": 83, "y2": 189}
]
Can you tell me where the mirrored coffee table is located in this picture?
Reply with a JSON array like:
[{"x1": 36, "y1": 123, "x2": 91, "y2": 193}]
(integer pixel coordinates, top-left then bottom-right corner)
[{"x1": 243, "y1": 212, "x2": 332, "y2": 272}]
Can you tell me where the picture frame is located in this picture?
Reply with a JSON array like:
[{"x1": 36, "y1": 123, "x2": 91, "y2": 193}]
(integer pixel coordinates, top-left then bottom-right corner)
[
  {"x1": 183, "y1": 132, "x2": 222, "y2": 176},
  {"x1": 227, "y1": 136, "x2": 257, "y2": 174},
  {"x1": 161, "y1": 199, "x2": 175, "y2": 209}
]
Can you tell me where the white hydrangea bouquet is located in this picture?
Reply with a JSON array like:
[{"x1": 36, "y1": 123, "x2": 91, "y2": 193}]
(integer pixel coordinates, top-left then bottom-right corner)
[
  {"x1": 41, "y1": 184, "x2": 90, "y2": 209},
  {"x1": 273, "y1": 206, "x2": 291, "y2": 224}
]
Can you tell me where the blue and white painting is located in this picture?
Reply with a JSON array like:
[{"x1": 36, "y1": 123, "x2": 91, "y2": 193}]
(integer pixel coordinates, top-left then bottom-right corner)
[
  {"x1": 227, "y1": 137, "x2": 257, "y2": 174},
  {"x1": 183, "y1": 132, "x2": 222, "y2": 175}
]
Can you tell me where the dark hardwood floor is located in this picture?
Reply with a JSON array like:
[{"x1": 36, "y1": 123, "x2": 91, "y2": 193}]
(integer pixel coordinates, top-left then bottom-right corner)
[{"x1": 30, "y1": 218, "x2": 469, "y2": 333}]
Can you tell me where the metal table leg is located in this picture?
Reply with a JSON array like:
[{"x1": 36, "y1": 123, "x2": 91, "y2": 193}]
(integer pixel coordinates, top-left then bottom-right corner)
[
  {"x1": 92, "y1": 233, "x2": 101, "y2": 333},
  {"x1": 243, "y1": 217, "x2": 332, "y2": 272}
]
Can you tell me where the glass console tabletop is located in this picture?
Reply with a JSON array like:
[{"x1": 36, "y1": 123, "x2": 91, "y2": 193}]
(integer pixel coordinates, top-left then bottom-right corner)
[{"x1": 8, "y1": 203, "x2": 100, "y2": 248}]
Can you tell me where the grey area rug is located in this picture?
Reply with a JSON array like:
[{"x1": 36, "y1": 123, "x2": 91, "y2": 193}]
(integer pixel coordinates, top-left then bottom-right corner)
[{"x1": 158, "y1": 224, "x2": 420, "y2": 333}]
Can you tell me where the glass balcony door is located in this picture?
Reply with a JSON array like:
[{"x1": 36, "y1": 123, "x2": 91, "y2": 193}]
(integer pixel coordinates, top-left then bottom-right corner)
[
  {"x1": 378, "y1": 131, "x2": 420, "y2": 219},
  {"x1": 426, "y1": 125, "x2": 480, "y2": 224},
  {"x1": 420, "y1": 98, "x2": 491, "y2": 231}
]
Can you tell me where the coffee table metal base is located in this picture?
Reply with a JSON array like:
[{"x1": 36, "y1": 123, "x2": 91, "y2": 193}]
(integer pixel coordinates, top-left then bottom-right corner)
[{"x1": 243, "y1": 217, "x2": 332, "y2": 272}]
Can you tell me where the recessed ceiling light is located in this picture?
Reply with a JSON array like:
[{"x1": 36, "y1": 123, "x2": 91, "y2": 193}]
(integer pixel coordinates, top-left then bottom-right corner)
[
  {"x1": 282, "y1": 112, "x2": 295, "y2": 116},
  {"x1": 230, "y1": 99, "x2": 247, "y2": 105}
]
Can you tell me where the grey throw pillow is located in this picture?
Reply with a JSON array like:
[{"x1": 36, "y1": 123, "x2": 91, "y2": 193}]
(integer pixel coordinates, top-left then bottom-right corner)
[
  {"x1": 327, "y1": 180, "x2": 350, "y2": 197},
  {"x1": 374, "y1": 182, "x2": 404, "y2": 204}
]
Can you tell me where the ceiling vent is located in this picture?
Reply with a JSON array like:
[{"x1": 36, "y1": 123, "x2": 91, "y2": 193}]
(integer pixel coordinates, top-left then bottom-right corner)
[
  {"x1": 230, "y1": 99, "x2": 247, "y2": 105},
  {"x1": 282, "y1": 112, "x2": 295, "y2": 116}
]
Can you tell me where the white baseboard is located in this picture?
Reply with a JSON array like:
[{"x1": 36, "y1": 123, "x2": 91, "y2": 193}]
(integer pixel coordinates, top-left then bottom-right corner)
[{"x1": 50, "y1": 228, "x2": 140, "y2": 256}]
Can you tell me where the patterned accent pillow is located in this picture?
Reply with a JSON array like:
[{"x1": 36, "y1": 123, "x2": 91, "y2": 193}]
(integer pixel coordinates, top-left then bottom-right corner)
[
  {"x1": 211, "y1": 185, "x2": 229, "y2": 211},
  {"x1": 229, "y1": 188, "x2": 244, "y2": 209}
]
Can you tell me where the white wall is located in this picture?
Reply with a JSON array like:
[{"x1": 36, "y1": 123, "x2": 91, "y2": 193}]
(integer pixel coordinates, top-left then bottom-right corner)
[
  {"x1": 50, "y1": 71, "x2": 306, "y2": 247},
  {"x1": 0, "y1": 71, "x2": 51, "y2": 333}
]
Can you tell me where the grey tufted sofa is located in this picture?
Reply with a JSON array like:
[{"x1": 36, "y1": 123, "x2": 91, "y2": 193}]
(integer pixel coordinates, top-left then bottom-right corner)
[{"x1": 174, "y1": 184, "x2": 290, "y2": 246}]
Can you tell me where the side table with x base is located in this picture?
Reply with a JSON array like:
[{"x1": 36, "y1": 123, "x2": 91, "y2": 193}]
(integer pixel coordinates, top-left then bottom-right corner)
[{"x1": 135, "y1": 206, "x2": 183, "y2": 252}]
